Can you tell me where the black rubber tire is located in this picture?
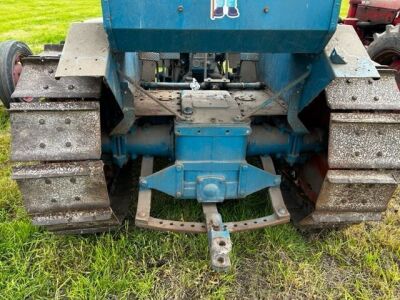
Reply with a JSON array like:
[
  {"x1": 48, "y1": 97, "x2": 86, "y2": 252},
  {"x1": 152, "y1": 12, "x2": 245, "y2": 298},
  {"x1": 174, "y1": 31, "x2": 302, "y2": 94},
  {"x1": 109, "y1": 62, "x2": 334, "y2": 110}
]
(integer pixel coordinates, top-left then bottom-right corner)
[
  {"x1": 0, "y1": 41, "x2": 32, "y2": 108},
  {"x1": 368, "y1": 25, "x2": 400, "y2": 65}
]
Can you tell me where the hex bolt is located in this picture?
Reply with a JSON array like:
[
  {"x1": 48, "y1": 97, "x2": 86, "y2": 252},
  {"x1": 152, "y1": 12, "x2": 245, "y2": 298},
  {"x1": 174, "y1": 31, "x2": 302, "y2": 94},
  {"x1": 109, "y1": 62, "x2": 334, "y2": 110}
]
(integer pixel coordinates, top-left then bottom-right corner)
[
  {"x1": 374, "y1": 96, "x2": 379, "y2": 101},
  {"x1": 48, "y1": 69, "x2": 54, "y2": 74},
  {"x1": 68, "y1": 85, "x2": 75, "y2": 90},
  {"x1": 65, "y1": 142, "x2": 72, "y2": 148},
  {"x1": 139, "y1": 179, "x2": 148, "y2": 188},
  {"x1": 354, "y1": 151, "x2": 360, "y2": 157},
  {"x1": 278, "y1": 208, "x2": 286, "y2": 215},
  {"x1": 65, "y1": 118, "x2": 71, "y2": 125},
  {"x1": 39, "y1": 119, "x2": 45, "y2": 125},
  {"x1": 177, "y1": 5, "x2": 184, "y2": 12},
  {"x1": 263, "y1": 6, "x2": 269, "y2": 13},
  {"x1": 176, "y1": 164, "x2": 183, "y2": 172},
  {"x1": 39, "y1": 143, "x2": 46, "y2": 149}
]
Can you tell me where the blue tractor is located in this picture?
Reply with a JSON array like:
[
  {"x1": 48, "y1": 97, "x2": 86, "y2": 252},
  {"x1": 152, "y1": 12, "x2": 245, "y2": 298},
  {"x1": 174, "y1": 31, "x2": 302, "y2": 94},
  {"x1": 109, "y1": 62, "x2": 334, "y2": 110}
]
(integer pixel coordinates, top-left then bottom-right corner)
[{"x1": 1, "y1": 0, "x2": 399, "y2": 270}]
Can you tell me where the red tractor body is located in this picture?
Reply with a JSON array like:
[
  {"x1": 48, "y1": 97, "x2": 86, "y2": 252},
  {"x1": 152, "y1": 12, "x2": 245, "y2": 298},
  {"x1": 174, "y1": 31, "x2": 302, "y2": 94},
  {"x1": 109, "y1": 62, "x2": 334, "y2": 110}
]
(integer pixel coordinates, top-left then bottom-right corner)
[{"x1": 344, "y1": 0, "x2": 400, "y2": 44}]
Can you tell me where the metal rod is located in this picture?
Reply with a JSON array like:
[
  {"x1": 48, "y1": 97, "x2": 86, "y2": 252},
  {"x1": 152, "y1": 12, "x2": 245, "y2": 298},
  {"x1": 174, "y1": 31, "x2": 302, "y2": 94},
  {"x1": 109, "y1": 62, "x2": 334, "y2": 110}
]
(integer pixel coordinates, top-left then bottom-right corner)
[
  {"x1": 240, "y1": 70, "x2": 311, "y2": 120},
  {"x1": 118, "y1": 71, "x2": 186, "y2": 120},
  {"x1": 140, "y1": 82, "x2": 263, "y2": 90}
]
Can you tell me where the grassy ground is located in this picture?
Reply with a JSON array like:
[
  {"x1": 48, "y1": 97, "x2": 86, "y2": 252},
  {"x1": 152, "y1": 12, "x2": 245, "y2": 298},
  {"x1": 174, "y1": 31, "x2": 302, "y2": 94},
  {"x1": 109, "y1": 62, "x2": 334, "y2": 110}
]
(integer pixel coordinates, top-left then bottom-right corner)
[{"x1": 1, "y1": 1, "x2": 400, "y2": 299}]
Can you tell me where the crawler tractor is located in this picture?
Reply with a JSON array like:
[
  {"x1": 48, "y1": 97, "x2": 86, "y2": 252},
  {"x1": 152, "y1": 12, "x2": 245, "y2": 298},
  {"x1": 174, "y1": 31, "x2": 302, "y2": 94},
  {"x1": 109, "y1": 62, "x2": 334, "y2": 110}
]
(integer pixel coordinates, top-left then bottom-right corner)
[
  {"x1": 343, "y1": 0, "x2": 400, "y2": 88},
  {"x1": 1, "y1": 0, "x2": 400, "y2": 271}
]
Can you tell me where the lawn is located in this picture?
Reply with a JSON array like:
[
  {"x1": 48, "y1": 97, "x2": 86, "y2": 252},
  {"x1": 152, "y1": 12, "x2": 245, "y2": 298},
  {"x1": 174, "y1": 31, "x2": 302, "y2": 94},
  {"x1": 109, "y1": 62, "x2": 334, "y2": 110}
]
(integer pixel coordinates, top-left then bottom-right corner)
[{"x1": 1, "y1": 1, "x2": 400, "y2": 299}]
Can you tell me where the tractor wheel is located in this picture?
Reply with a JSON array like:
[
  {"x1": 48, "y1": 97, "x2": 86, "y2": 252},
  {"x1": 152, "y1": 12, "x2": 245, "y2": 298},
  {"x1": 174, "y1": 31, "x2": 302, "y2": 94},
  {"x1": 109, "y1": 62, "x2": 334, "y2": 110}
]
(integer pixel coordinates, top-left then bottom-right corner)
[
  {"x1": 368, "y1": 25, "x2": 400, "y2": 90},
  {"x1": 0, "y1": 41, "x2": 32, "y2": 108}
]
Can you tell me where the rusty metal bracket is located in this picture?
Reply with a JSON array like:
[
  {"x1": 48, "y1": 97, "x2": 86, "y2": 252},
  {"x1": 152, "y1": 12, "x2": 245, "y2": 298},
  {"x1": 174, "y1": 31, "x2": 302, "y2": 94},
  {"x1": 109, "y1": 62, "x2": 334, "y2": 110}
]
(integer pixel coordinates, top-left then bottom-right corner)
[
  {"x1": 135, "y1": 156, "x2": 290, "y2": 234},
  {"x1": 202, "y1": 203, "x2": 232, "y2": 272}
]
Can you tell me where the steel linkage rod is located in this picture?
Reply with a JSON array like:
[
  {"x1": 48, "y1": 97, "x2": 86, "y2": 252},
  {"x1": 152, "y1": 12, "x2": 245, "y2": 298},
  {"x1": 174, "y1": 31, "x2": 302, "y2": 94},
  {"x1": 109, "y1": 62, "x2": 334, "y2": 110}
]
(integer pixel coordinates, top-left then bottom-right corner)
[{"x1": 240, "y1": 69, "x2": 311, "y2": 120}]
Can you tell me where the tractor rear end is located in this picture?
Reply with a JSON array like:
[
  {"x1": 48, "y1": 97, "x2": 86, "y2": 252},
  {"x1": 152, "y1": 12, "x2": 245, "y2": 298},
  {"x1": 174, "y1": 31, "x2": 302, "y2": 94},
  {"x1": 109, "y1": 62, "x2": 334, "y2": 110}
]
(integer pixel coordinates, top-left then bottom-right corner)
[{"x1": 1, "y1": 0, "x2": 400, "y2": 271}]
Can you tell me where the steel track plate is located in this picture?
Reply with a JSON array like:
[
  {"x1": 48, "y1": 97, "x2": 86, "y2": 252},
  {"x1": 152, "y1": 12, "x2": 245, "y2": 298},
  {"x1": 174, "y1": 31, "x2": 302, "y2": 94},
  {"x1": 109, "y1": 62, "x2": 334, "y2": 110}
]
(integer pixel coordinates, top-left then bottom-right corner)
[
  {"x1": 311, "y1": 170, "x2": 397, "y2": 224},
  {"x1": 329, "y1": 113, "x2": 400, "y2": 169},
  {"x1": 326, "y1": 71, "x2": 400, "y2": 110},
  {"x1": 12, "y1": 57, "x2": 102, "y2": 99},
  {"x1": 11, "y1": 102, "x2": 101, "y2": 161},
  {"x1": 13, "y1": 161, "x2": 111, "y2": 215}
]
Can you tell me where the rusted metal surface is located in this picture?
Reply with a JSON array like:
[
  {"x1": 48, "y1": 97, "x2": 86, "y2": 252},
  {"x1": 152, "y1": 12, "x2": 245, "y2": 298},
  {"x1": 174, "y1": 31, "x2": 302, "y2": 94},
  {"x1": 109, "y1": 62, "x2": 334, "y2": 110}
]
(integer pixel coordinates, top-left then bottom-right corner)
[
  {"x1": 55, "y1": 22, "x2": 109, "y2": 78},
  {"x1": 135, "y1": 156, "x2": 290, "y2": 233},
  {"x1": 10, "y1": 102, "x2": 101, "y2": 161},
  {"x1": 12, "y1": 161, "x2": 121, "y2": 231},
  {"x1": 12, "y1": 57, "x2": 102, "y2": 99},
  {"x1": 326, "y1": 71, "x2": 400, "y2": 110},
  {"x1": 13, "y1": 161, "x2": 110, "y2": 214},
  {"x1": 133, "y1": 89, "x2": 287, "y2": 117},
  {"x1": 303, "y1": 170, "x2": 397, "y2": 225},
  {"x1": 13, "y1": 160, "x2": 135, "y2": 234},
  {"x1": 328, "y1": 113, "x2": 400, "y2": 169},
  {"x1": 203, "y1": 203, "x2": 232, "y2": 272}
]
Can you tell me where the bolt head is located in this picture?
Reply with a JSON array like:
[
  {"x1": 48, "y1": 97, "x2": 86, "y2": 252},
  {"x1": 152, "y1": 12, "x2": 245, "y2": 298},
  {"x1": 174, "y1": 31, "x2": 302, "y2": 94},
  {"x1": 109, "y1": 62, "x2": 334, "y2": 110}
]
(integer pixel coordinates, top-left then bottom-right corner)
[
  {"x1": 176, "y1": 192, "x2": 182, "y2": 198},
  {"x1": 278, "y1": 208, "x2": 286, "y2": 215},
  {"x1": 139, "y1": 179, "x2": 148, "y2": 188}
]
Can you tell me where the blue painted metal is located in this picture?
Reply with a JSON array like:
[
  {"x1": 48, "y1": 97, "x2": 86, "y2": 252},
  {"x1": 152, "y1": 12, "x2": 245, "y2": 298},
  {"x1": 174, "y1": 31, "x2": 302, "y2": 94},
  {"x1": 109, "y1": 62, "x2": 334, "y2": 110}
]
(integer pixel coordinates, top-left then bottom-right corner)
[
  {"x1": 102, "y1": 124, "x2": 324, "y2": 168},
  {"x1": 140, "y1": 123, "x2": 280, "y2": 202},
  {"x1": 101, "y1": 0, "x2": 341, "y2": 53}
]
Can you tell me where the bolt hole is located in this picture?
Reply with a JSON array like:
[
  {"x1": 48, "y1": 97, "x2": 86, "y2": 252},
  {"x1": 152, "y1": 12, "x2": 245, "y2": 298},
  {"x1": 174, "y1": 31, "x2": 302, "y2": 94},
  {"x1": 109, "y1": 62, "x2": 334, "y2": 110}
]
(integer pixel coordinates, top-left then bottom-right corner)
[
  {"x1": 191, "y1": 224, "x2": 195, "y2": 228},
  {"x1": 159, "y1": 221, "x2": 163, "y2": 224},
  {"x1": 244, "y1": 223, "x2": 248, "y2": 226},
  {"x1": 74, "y1": 196, "x2": 81, "y2": 201},
  {"x1": 361, "y1": 199, "x2": 367, "y2": 205},
  {"x1": 51, "y1": 198, "x2": 57, "y2": 203},
  {"x1": 180, "y1": 224, "x2": 184, "y2": 227},
  {"x1": 217, "y1": 257, "x2": 225, "y2": 264},
  {"x1": 45, "y1": 179, "x2": 51, "y2": 185},
  {"x1": 70, "y1": 178, "x2": 76, "y2": 184},
  {"x1": 219, "y1": 241, "x2": 226, "y2": 247},
  {"x1": 170, "y1": 223, "x2": 174, "y2": 226},
  {"x1": 234, "y1": 224, "x2": 238, "y2": 227}
]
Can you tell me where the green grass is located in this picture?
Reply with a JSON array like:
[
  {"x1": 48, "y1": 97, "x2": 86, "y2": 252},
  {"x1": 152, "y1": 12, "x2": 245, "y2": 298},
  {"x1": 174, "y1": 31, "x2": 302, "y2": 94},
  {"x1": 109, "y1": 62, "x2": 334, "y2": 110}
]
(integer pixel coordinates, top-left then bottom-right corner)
[{"x1": 1, "y1": 0, "x2": 400, "y2": 299}]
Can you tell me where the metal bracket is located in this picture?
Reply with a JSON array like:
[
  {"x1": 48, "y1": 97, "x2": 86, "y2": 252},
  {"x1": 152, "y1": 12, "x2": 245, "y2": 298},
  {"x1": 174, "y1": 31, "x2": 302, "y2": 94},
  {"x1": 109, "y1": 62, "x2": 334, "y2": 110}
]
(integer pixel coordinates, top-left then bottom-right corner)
[
  {"x1": 135, "y1": 156, "x2": 290, "y2": 233},
  {"x1": 202, "y1": 204, "x2": 232, "y2": 272}
]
